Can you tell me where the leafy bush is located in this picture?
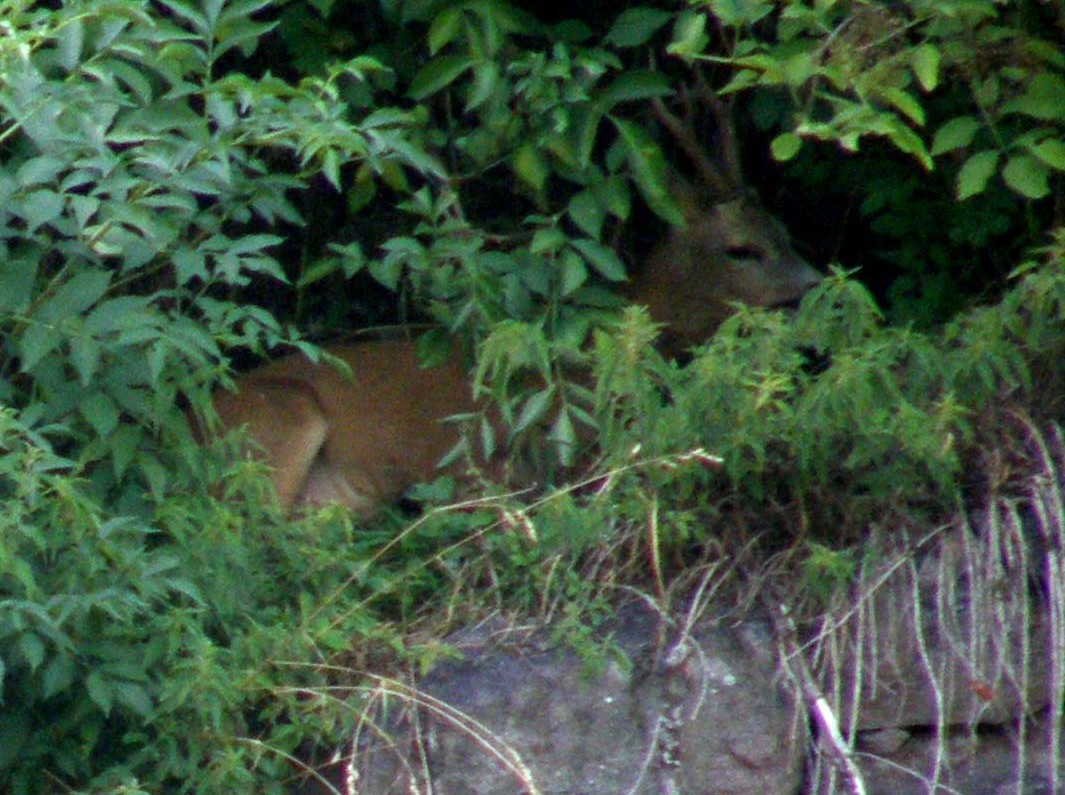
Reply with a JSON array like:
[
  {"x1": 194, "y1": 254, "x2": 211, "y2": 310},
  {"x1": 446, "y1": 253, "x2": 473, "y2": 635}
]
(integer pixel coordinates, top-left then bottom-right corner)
[
  {"x1": 0, "y1": 0, "x2": 441, "y2": 791},
  {"x1": 0, "y1": 0, "x2": 1063, "y2": 792}
]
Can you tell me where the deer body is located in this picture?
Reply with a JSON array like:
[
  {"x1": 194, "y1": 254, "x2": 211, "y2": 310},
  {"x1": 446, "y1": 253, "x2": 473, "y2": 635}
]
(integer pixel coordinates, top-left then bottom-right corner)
[
  {"x1": 210, "y1": 340, "x2": 477, "y2": 514},
  {"x1": 209, "y1": 198, "x2": 819, "y2": 514},
  {"x1": 205, "y1": 92, "x2": 823, "y2": 515}
]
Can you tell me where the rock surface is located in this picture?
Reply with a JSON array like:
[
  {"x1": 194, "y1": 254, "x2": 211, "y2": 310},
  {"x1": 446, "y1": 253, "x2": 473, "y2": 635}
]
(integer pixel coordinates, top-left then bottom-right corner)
[
  {"x1": 297, "y1": 604, "x2": 804, "y2": 795},
  {"x1": 295, "y1": 482, "x2": 1065, "y2": 795}
]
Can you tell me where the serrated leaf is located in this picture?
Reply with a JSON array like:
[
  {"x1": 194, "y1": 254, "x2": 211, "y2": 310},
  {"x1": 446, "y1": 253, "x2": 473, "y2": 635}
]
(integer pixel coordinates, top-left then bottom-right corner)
[
  {"x1": 18, "y1": 324, "x2": 63, "y2": 373},
  {"x1": 80, "y1": 392, "x2": 121, "y2": 437},
  {"x1": 1002, "y1": 154, "x2": 1050, "y2": 198},
  {"x1": 17, "y1": 156, "x2": 65, "y2": 187},
  {"x1": 515, "y1": 388, "x2": 554, "y2": 433},
  {"x1": 931, "y1": 116, "x2": 981, "y2": 155},
  {"x1": 172, "y1": 247, "x2": 207, "y2": 286},
  {"x1": 956, "y1": 150, "x2": 999, "y2": 200},
  {"x1": 709, "y1": 0, "x2": 773, "y2": 27},
  {"x1": 415, "y1": 328, "x2": 453, "y2": 368},
  {"x1": 84, "y1": 297, "x2": 154, "y2": 335},
  {"x1": 912, "y1": 44, "x2": 940, "y2": 92},
  {"x1": 886, "y1": 119, "x2": 933, "y2": 170},
  {"x1": 55, "y1": 17, "x2": 84, "y2": 70},
  {"x1": 140, "y1": 452, "x2": 168, "y2": 501},
  {"x1": 109, "y1": 424, "x2": 142, "y2": 478},
  {"x1": 550, "y1": 408, "x2": 577, "y2": 467}
]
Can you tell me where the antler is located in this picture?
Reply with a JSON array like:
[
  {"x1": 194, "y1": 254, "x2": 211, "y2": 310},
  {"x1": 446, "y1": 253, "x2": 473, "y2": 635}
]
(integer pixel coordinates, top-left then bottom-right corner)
[{"x1": 650, "y1": 74, "x2": 744, "y2": 200}]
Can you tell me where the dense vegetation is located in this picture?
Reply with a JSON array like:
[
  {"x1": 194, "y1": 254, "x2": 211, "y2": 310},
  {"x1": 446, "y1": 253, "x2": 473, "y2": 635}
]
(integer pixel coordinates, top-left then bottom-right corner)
[{"x1": 0, "y1": 0, "x2": 1062, "y2": 792}]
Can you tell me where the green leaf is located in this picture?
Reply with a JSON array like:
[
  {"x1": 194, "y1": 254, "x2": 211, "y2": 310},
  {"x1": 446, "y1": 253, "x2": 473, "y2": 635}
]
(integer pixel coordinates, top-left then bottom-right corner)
[
  {"x1": 1029, "y1": 138, "x2": 1065, "y2": 171},
  {"x1": 18, "y1": 324, "x2": 63, "y2": 373},
  {"x1": 80, "y1": 392, "x2": 121, "y2": 438},
  {"x1": 409, "y1": 55, "x2": 474, "y2": 99},
  {"x1": 20, "y1": 190, "x2": 65, "y2": 232},
  {"x1": 956, "y1": 150, "x2": 999, "y2": 200},
  {"x1": 605, "y1": 7, "x2": 672, "y2": 47},
  {"x1": 42, "y1": 654, "x2": 76, "y2": 699},
  {"x1": 881, "y1": 88, "x2": 925, "y2": 126},
  {"x1": 415, "y1": 328, "x2": 454, "y2": 368},
  {"x1": 227, "y1": 234, "x2": 283, "y2": 256},
  {"x1": 559, "y1": 251, "x2": 589, "y2": 296},
  {"x1": 710, "y1": 0, "x2": 774, "y2": 27},
  {"x1": 568, "y1": 189, "x2": 605, "y2": 239},
  {"x1": 18, "y1": 633, "x2": 45, "y2": 671},
  {"x1": 931, "y1": 116, "x2": 981, "y2": 155},
  {"x1": 513, "y1": 143, "x2": 549, "y2": 194},
  {"x1": 912, "y1": 44, "x2": 940, "y2": 92},
  {"x1": 86, "y1": 670, "x2": 114, "y2": 715},
  {"x1": 1001, "y1": 73, "x2": 1065, "y2": 121},
  {"x1": 428, "y1": 6, "x2": 463, "y2": 53},
  {"x1": 884, "y1": 118, "x2": 933, "y2": 170},
  {"x1": 570, "y1": 238, "x2": 626, "y2": 281},
  {"x1": 550, "y1": 407, "x2": 577, "y2": 467},
  {"x1": 173, "y1": 247, "x2": 208, "y2": 286},
  {"x1": 1002, "y1": 154, "x2": 1050, "y2": 199},
  {"x1": 84, "y1": 297, "x2": 155, "y2": 336},
  {"x1": 114, "y1": 681, "x2": 154, "y2": 717},
  {"x1": 611, "y1": 116, "x2": 684, "y2": 226},
  {"x1": 70, "y1": 336, "x2": 102, "y2": 385},
  {"x1": 770, "y1": 132, "x2": 802, "y2": 161},
  {"x1": 466, "y1": 61, "x2": 501, "y2": 111},
  {"x1": 0, "y1": 256, "x2": 37, "y2": 313},
  {"x1": 515, "y1": 388, "x2": 554, "y2": 433},
  {"x1": 667, "y1": 10, "x2": 708, "y2": 59},
  {"x1": 599, "y1": 70, "x2": 672, "y2": 106},
  {"x1": 55, "y1": 17, "x2": 84, "y2": 70},
  {"x1": 36, "y1": 270, "x2": 112, "y2": 323},
  {"x1": 17, "y1": 156, "x2": 65, "y2": 187}
]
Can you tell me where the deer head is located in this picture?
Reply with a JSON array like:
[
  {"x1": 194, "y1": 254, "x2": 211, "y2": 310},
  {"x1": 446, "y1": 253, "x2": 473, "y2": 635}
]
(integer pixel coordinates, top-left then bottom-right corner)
[{"x1": 627, "y1": 84, "x2": 821, "y2": 353}]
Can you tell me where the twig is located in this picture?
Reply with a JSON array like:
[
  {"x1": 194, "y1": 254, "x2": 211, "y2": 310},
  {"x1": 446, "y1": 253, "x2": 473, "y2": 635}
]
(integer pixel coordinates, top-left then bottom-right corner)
[{"x1": 766, "y1": 594, "x2": 868, "y2": 795}]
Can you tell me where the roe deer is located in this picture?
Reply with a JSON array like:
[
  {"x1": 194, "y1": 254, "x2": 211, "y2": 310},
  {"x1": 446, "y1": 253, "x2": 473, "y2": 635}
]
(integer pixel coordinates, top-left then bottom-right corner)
[{"x1": 203, "y1": 89, "x2": 821, "y2": 515}]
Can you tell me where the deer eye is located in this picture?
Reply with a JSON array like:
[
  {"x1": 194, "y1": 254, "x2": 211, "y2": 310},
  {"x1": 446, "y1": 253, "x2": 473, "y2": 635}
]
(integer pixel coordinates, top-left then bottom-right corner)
[{"x1": 725, "y1": 245, "x2": 762, "y2": 263}]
